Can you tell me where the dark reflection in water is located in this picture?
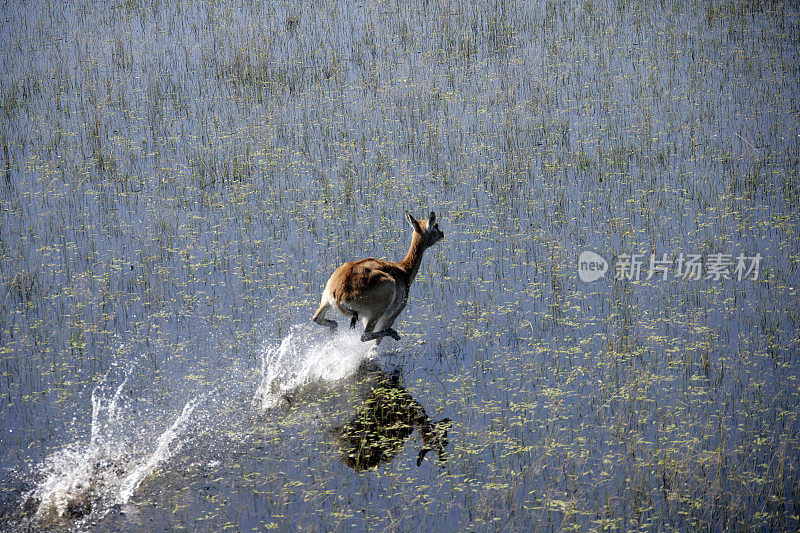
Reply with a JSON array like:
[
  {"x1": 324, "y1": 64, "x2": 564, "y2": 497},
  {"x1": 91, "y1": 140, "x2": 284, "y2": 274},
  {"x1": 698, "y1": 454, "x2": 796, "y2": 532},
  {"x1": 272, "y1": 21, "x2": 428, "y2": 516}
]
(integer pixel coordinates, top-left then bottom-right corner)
[{"x1": 331, "y1": 360, "x2": 450, "y2": 470}]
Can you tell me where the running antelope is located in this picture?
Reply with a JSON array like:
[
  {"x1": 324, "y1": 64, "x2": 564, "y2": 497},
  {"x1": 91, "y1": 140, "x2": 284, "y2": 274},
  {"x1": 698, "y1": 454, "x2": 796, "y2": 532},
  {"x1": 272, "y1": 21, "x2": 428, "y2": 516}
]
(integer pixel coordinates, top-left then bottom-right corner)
[{"x1": 312, "y1": 211, "x2": 444, "y2": 344}]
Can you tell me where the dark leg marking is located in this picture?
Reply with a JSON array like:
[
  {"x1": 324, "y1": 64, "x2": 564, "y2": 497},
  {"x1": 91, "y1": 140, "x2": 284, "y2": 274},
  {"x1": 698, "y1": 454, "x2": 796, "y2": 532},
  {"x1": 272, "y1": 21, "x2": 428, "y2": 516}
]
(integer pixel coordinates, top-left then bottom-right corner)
[{"x1": 360, "y1": 328, "x2": 401, "y2": 342}]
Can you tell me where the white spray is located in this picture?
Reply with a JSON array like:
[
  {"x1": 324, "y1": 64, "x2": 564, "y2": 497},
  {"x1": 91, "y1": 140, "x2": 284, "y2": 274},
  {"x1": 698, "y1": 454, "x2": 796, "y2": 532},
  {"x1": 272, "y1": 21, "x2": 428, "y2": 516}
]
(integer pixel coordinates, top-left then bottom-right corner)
[
  {"x1": 28, "y1": 368, "x2": 204, "y2": 523},
  {"x1": 253, "y1": 325, "x2": 374, "y2": 411}
]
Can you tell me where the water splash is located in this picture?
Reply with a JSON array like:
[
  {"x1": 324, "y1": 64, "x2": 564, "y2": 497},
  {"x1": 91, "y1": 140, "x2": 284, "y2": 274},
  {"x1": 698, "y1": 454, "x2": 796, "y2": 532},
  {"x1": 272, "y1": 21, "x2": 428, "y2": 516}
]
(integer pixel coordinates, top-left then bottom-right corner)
[
  {"x1": 27, "y1": 369, "x2": 204, "y2": 524},
  {"x1": 253, "y1": 325, "x2": 374, "y2": 411},
  {"x1": 25, "y1": 326, "x2": 373, "y2": 524},
  {"x1": 118, "y1": 395, "x2": 203, "y2": 504},
  {"x1": 89, "y1": 372, "x2": 129, "y2": 445}
]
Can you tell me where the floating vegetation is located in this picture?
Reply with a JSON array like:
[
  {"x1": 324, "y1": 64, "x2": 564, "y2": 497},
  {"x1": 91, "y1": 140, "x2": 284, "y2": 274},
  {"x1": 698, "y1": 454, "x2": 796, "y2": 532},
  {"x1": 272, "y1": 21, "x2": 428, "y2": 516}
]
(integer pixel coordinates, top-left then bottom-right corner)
[{"x1": 1, "y1": 0, "x2": 798, "y2": 530}]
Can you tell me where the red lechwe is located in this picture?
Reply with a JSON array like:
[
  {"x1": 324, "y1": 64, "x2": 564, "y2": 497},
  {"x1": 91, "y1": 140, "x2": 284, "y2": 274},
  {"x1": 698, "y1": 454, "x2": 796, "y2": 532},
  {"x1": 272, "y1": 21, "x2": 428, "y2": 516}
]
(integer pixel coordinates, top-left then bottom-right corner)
[{"x1": 312, "y1": 211, "x2": 444, "y2": 344}]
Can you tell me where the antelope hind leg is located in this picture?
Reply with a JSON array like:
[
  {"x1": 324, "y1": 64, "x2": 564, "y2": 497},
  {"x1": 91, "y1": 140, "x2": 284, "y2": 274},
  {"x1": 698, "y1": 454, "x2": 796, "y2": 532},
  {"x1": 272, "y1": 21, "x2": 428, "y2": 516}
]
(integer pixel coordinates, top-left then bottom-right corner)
[{"x1": 361, "y1": 327, "x2": 401, "y2": 342}]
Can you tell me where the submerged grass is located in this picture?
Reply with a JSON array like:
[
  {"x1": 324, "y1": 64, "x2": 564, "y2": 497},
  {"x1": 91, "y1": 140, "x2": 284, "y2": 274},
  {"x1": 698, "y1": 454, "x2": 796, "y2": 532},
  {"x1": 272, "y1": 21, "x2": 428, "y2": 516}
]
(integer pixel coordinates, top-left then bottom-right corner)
[{"x1": 1, "y1": 0, "x2": 799, "y2": 530}]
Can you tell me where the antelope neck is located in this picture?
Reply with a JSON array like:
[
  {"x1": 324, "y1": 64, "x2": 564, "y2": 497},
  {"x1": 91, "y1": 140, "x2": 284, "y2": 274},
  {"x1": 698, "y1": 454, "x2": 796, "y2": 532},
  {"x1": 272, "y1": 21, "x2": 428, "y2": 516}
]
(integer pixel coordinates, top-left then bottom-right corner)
[{"x1": 398, "y1": 231, "x2": 426, "y2": 282}]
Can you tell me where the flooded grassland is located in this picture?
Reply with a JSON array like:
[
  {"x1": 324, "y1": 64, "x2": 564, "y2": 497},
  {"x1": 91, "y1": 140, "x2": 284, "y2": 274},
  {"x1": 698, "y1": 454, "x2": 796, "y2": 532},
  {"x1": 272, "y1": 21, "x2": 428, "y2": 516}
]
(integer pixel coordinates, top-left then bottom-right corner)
[{"x1": 1, "y1": 0, "x2": 799, "y2": 530}]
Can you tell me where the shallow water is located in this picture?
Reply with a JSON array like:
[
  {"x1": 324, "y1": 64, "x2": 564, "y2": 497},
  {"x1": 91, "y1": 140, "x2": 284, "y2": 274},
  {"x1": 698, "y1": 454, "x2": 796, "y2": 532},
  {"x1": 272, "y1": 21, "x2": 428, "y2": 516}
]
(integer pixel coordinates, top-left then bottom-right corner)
[
  {"x1": 2, "y1": 0, "x2": 799, "y2": 530},
  {"x1": 10, "y1": 329, "x2": 428, "y2": 530}
]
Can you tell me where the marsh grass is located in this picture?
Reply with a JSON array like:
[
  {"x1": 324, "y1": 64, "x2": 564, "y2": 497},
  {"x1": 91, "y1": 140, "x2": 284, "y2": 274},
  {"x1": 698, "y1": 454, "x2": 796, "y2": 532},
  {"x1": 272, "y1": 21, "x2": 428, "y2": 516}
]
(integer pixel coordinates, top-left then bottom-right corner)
[{"x1": 1, "y1": 0, "x2": 799, "y2": 530}]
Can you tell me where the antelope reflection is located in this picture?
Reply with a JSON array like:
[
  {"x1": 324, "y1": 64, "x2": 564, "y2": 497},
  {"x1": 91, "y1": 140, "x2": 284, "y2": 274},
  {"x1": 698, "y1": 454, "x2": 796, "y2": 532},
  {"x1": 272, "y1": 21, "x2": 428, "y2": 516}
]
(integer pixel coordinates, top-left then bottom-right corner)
[{"x1": 334, "y1": 361, "x2": 450, "y2": 470}]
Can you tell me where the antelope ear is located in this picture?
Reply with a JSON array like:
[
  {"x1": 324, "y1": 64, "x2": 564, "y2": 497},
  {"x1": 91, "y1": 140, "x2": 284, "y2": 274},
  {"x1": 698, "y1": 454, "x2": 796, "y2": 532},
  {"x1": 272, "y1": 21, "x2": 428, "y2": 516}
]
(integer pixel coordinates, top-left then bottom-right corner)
[
  {"x1": 405, "y1": 210, "x2": 422, "y2": 234},
  {"x1": 429, "y1": 212, "x2": 436, "y2": 224}
]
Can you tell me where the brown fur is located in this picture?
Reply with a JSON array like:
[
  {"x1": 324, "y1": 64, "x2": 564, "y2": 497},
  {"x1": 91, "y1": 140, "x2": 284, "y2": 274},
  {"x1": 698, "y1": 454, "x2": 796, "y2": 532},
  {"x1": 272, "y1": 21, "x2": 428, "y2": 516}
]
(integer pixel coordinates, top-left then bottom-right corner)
[{"x1": 312, "y1": 211, "x2": 444, "y2": 343}]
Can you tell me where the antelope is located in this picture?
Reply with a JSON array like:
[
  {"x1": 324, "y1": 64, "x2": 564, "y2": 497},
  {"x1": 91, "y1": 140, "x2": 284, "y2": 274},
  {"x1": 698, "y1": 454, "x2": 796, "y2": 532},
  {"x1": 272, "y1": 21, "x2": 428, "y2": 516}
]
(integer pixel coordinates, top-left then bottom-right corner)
[{"x1": 312, "y1": 210, "x2": 444, "y2": 344}]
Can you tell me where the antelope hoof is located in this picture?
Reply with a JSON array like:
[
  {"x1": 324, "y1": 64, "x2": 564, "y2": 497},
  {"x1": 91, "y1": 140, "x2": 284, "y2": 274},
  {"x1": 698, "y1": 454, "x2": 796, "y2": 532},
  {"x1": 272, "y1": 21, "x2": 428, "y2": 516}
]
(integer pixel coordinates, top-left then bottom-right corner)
[{"x1": 361, "y1": 328, "x2": 401, "y2": 342}]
